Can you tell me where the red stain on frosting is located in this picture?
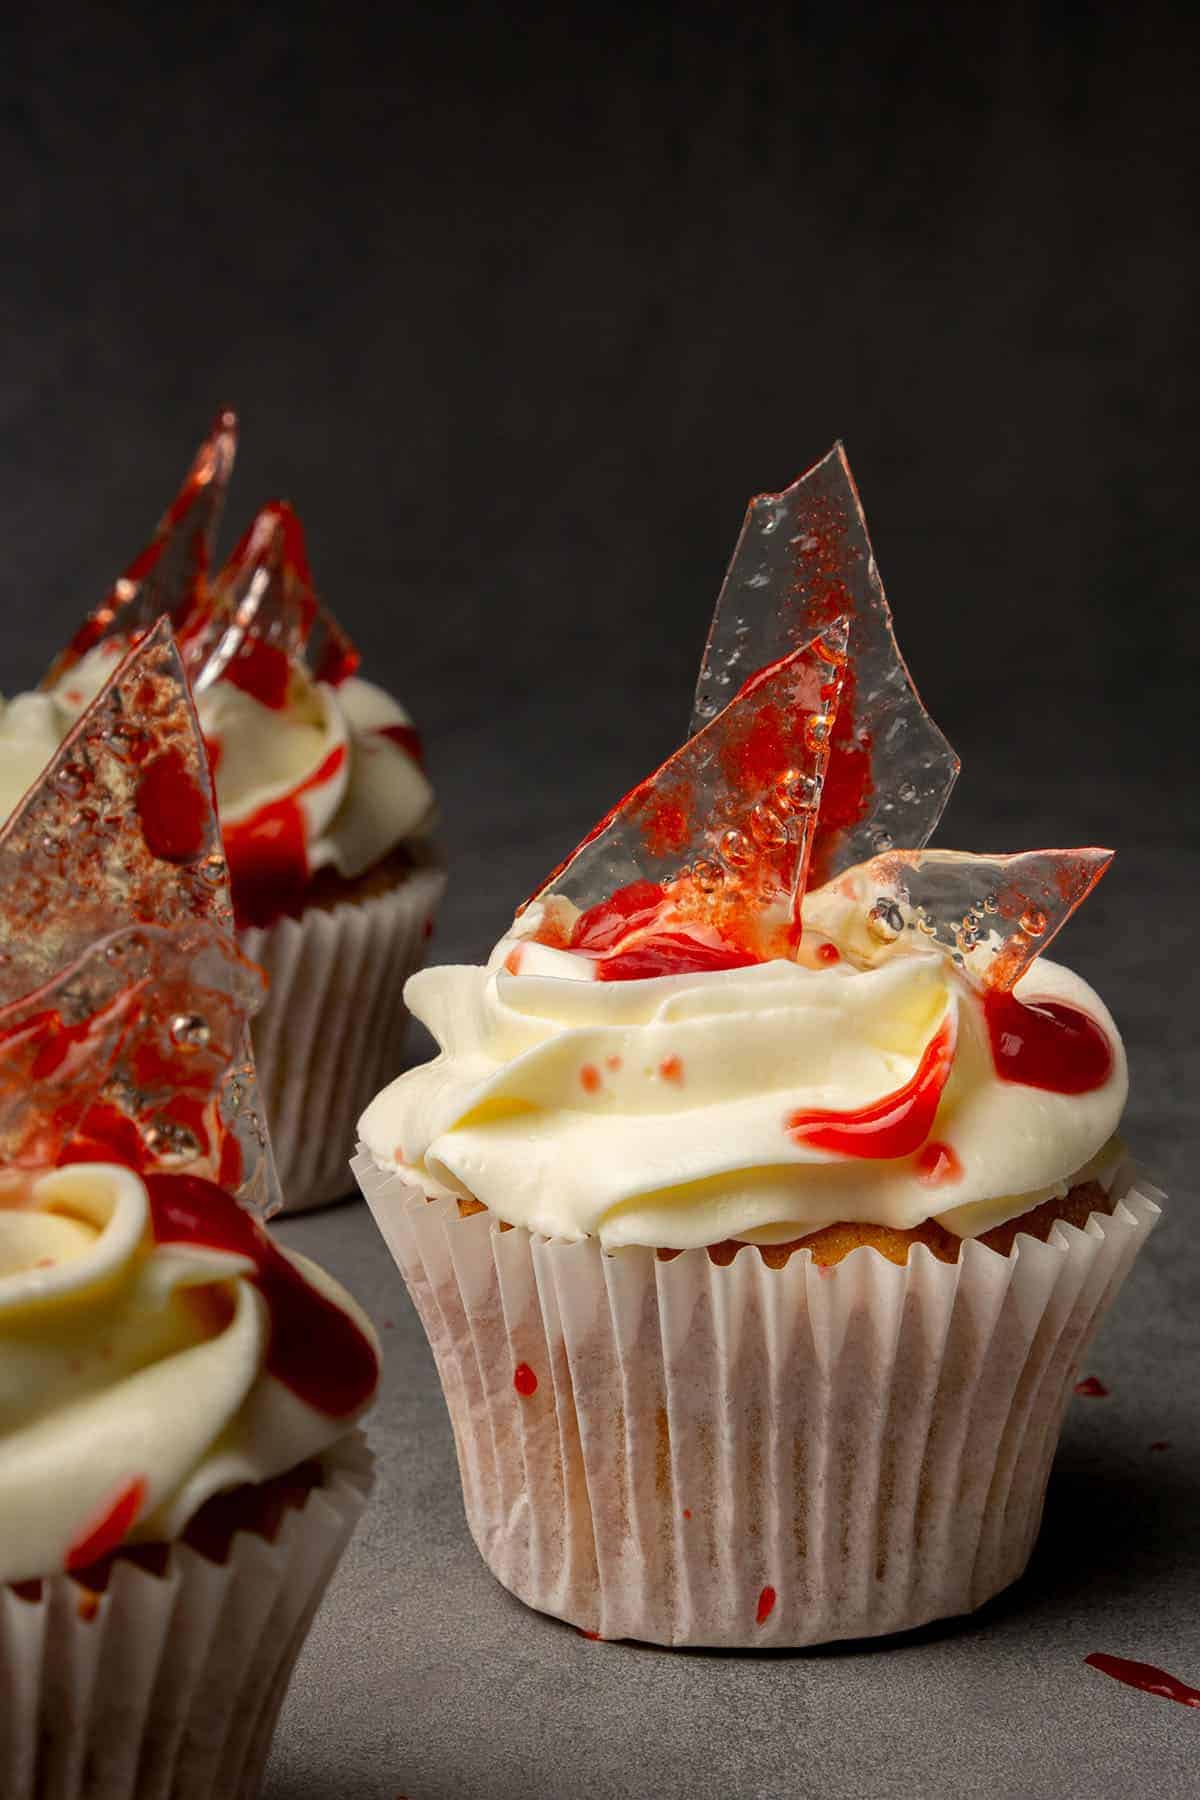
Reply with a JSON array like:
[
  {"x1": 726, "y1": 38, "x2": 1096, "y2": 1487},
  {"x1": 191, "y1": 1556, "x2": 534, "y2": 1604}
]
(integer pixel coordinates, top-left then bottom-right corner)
[
  {"x1": 787, "y1": 1018, "x2": 955, "y2": 1160},
  {"x1": 984, "y1": 992, "x2": 1112, "y2": 1095},
  {"x1": 66, "y1": 1477, "x2": 147, "y2": 1571},
  {"x1": 659, "y1": 1054, "x2": 684, "y2": 1084},
  {"x1": 580, "y1": 1064, "x2": 602, "y2": 1094},
  {"x1": 915, "y1": 1141, "x2": 963, "y2": 1186}
]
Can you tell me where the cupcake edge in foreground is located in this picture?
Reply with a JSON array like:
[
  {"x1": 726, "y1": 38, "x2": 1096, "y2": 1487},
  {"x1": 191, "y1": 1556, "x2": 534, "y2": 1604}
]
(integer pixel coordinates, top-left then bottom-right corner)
[
  {"x1": 0, "y1": 411, "x2": 445, "y2": 1210},
  {"x1": 0, "y1": 623, "x2": 381, "y2": 1793},
  {"x1": 356, "y1": 443, "x2": 1160, "y2": 1647}
]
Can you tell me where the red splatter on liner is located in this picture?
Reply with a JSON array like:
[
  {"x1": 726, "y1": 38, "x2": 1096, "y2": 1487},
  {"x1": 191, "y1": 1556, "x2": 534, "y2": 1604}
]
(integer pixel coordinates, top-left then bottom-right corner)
[
  {"x1": 1075, "y1": 1376, "x2": 1109, "y2": 1398},
  {"x1": 513, "y1": 1363, "x2": 538, "y2": 1397},
  {"x1": 756, "y1": 1585, "x2": 777, "y2": 1625}
]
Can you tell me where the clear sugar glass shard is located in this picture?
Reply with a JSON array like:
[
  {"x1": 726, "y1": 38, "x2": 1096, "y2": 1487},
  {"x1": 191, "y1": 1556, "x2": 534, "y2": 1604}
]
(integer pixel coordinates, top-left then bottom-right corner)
[
  {"x1": 692, "y1": 443, "x2": 959, "y2": 886},
  {"x1": 42, "y1": 411, "x2": 238, "y2": 689},
  {"x1": 191, "y1": 501, "x2": 360, "y2": 696},
  {"x1": 0, "y1": 619, "x2": 279, "y2": 1214},
  {"x1": 803, "y1": 847, "x2": 1113, "y2": 989},
  {"x1": 527, "y1": 622, "x2": 848, "y2": 958}
]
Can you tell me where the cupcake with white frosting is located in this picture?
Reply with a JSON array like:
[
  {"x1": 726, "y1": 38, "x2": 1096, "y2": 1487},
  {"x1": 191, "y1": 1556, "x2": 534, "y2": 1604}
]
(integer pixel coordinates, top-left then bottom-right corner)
[
  {"x1": 355, "y1": 446, "x2": 1159, "y2": 1648},
  {"x1": 0, "y1": 618, "x2": 379, "y2": 1793},
  {"x1": 4, "y1": 415, "x2": 444, "y2": 1211}
]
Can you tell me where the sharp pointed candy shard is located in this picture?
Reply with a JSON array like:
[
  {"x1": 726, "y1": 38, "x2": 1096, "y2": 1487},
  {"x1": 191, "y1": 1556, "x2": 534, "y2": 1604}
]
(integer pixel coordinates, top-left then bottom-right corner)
[
  {"x1": 527, "y1": 622, "x2": 848, "y2": 960},
  {"x1": 692, "y1": 443, "x2": 959, "y2": 886},
  {"x1": 0, "y1": 620, "x2": 232, "y2": 1000},
  {"x1": 43, "y1": 410, "x2": 238, "y2": 688},
  {"x1": 192, "y1": 501, "x2": 360, "y2": 699},
  {"x1": 803, "y1": 847, "x2": 1113, "y2": 989},
  {"x1": 0, "y1": 618, "x2": 279, "y2": 1216}
]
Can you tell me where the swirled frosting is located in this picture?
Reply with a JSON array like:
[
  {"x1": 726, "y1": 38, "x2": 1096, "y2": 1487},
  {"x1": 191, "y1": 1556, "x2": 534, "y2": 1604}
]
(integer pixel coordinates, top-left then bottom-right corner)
[
  {"x1": 0, "y1": 642, "x2": 434, "y2": 928},
  {"x1": 0, "y1": 1161, "x2": 379, "y2": 1583},
  {"x1": 358, "y1": 886, "x2": 1127, "y2": 1250}
]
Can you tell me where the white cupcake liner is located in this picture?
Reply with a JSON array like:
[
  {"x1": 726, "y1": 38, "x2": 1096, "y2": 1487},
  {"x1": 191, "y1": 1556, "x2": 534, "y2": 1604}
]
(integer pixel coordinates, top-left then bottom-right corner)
[
  {"x1": 355, "y1": 1150, "x2": 1161, "y2": 1648},
  {"x1": 0, "y1": 1432, "x2": 373, "y2": 1800},
  {"x1": 242, "y1": 865, "x2": 445, "y2": 1212}
]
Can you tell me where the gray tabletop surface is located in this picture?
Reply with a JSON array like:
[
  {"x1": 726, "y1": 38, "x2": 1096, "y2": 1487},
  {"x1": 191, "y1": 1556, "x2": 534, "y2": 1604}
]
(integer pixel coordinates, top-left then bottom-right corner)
[{"x1": 263, "y1": 836, "x2": 1199, "y2": 1800}]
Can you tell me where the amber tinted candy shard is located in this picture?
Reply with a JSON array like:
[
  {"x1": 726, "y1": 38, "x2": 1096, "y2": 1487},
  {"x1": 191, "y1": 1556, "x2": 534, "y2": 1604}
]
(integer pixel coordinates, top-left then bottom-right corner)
[
  {"x1": 527, "y1": 622, "x2": 848, "y2": 956},
  {"x1": 0, "y1": 619, "x2": 278, "y2": 1215},
  {"x1": 693, "y1": 443, "x2": 959, "y2": 886},
  {"x1": 42, "y1": 411, "x2": 237, "y2": 689},
  {"x1": 804, "y1": 846, "x2": 1113, "y2": 988}
]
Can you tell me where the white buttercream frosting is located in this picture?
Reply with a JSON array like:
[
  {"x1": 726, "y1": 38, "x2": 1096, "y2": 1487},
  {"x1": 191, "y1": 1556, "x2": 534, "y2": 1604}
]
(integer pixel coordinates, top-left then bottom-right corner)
[
  {"x1": 0, "y1": 1162, "x2": 379, "y2": 1583},
  {"x1": 0, "y1": 643, "x2": 434, "y2": 886},
  {"x1": 358, "y1": 890, "x2": 1127, "y2": 1251}
]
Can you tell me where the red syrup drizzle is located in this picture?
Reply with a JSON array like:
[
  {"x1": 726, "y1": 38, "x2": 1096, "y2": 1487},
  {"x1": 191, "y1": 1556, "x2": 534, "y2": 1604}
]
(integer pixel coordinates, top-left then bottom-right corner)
[
  {"x1": 66, "y1": 1477, "x2": 147, "y2": 1571},
  {"x1": 1085, "y1": 1654, "x2": 1200, "y2": 1709},
  {"x1": 567, "y1": 882, "x2": 762, "y2": 983},
  {"x1": 222, "y1": 742, "x2": 347, "y2": 929},
  {"x1": 145, "y1": 1173, "x2": 379, "y2": 1417},
  {"x1": 984, "y1": 992, "x2": 1112, "y2": 1095},
  {"x1": 786, "y1": 1018, "x2": 955, "y2": 1159}
]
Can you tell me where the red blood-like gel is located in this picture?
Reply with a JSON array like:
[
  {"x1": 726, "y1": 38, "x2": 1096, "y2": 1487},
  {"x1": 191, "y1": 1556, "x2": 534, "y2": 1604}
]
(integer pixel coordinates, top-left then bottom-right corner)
[
  {"x1": 145, "y1": 1173, "x2": 378, "y2": 1417},
  {"x1": 377, "y1": 722, "x2": 424, "y2": 766},
  {"x1": 222, "y1": 743, "x2": 347, "y2": 929},
  {"x1": 787, "y1": 1019, "x2": 955, "y2": 1159},
  {"x1": 224, "y1": 637, "x2": 292, "y2": 710},
  {"x1": 1085, "y1": 1654, "x2": 1200, "y2": 1708},
  {"x1": 135, "y1": 749, "x2": 211, "y2": 864},
  {"x1": 513, "y1": 1363, "x2": 538, "y2": 1397},
  {"x1": 984, "y1": 992, "x2": 1112, "y2": 1094},
  {"x1": 1074, "y1": 1375, "x2": 1109, "y2": 1397},
  {"x1": 66, "y1": 1477, "x2": 147, "y2": 1570},
  {"x1": 756, "y1": 1585, "x2": 777, "y2": 1625},
  {"x1": 915, "y1": 1141, "x2": 963, "y2": 1186}
]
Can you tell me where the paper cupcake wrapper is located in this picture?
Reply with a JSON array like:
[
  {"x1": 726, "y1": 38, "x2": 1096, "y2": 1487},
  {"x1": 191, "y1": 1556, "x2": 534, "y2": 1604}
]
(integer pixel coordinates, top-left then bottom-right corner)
[
  {"x1": 242, "y1": 865, "x2": 445, "y2": 1212},
  {"x1": 355, "y1": 1150, "x2": 1161, "y2": 1648},
  {"x1": 0, "y1": 1432, "x2": 373, "y2": 1800}
]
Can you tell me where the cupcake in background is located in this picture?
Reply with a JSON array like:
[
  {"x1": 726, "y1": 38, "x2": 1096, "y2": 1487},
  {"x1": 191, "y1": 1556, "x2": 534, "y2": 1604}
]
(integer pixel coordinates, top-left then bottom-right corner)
[
  {"x1": 355, "y1": 444, "x2": 1159, "y2": 1649},
  {"x1": 0, "y1": 621, "x2": 378, "y2": 1799},
  {"x1": 2, "y1": 411, "x2": 444, "y2": 1211}
]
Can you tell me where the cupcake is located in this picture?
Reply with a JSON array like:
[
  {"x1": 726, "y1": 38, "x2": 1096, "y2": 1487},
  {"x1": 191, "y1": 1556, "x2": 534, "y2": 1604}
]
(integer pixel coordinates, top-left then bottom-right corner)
[
  {"x1": 0, "y1": 620, "x2": 379, "y2": 1794},
  {"x1": 355, "y1": 444, "x2": 1159, "y2": 1649},
  {"x1": 6, "y1": 411, "x2": 444, "y2": 1211}
]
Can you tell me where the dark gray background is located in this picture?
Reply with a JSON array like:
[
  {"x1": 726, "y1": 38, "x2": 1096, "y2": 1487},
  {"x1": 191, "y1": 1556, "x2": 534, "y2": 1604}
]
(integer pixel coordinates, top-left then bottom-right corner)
[{"x1": 2, "y1": 3, "x2": 1197, "y2": 1794}]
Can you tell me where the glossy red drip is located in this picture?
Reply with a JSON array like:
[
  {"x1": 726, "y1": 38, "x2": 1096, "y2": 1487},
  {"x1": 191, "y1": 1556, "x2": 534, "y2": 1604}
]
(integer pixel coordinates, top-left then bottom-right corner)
[
  {"x1": 145, "y1": 1174, "x2": 379, "y2": 1417},
  {"x1": 1074, "y1": 1375, "x2": 1109, "y2": 1397},
  {"x1": 787, "y1": 1018, "x2": 955, "y2": 1159},
  {"x1": 377, "y1": 722, "x2": 424, "y2": 767},
  {"x1": 1085, "y1": 1654, "x2": 1200, "y2": 1708},
  {"x1": 135, "y1": 749, "x2": 211, "y2": 865},
  {"x1": 223, "y1": 637, "x2": 292, "y2": 710},
  {"x1": 756, "y1": 1585, "x2": 777, "y2": 1625},
  {"x1": 66, "y1": 1478, "x2": 147, "y2": 1571},
  {"x1": 571, "y1": 883, "x2": 668, "y2": 953},
  {"x1": 222, "y1": 742, "x2": 347, "y2": 929},
  {"x1": 984, "y1": 992, "x2": 1113, "y2": 1094},
  {"x1": 915, "y1": 1140, "x2": 963, "y2": 1186},
  {"x1": 593, "y1": 935, "x2": 760, "y2": 981},
  {"x1": 513, "y1": 1362, "x2": 538, "y2": 1396}
]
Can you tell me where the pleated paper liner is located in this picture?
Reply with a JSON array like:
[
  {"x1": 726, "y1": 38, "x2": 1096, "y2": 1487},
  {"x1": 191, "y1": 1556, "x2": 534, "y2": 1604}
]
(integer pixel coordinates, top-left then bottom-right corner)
[
  {"x1": 0, "y1": 1432, "x2": 373, "y2": 1800},
  {"x1": 242, "y1": 865, "x2": 446, "y2": 1212},
  {"x1": 355, "y1": 1151, "x2": 1160, "y2": 1649}
]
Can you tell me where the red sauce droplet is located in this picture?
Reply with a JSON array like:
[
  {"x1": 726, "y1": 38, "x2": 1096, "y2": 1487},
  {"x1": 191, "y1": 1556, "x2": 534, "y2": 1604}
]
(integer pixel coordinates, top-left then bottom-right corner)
[
  {"x1": 145, "y1": 1173, "x2": 379, "y2": 1416},
  {"x1": 223, "y1": 743, "x2": 347, "y2": 929},
  {"x1": 66, "y1": 1477, "x2": 147, "y2": 1570},
  {"x1": 605, "y1": 1055, "x2": 623, "y2": 1072},
  {"x1": 224, "y1": 637, "x2": 292, "y2": 710},
  {"x1": 915, "y1": 1141, "x2": 963, "y2": 1186},
  {"x1": 1085, "y1": 1654, "x2": 1200, "y2": 1708},
  {"x1": 580, "y1": 1064, "x2": 602, "y2": 1094},
  {"x1": 135, "y1": 748, "x2": 210, "y2": 864},
  {"x1": 578, "y1": 1628, "x2": 603, "y2": 1640},
  {"x1": 513, "y1": 1362, "x2": 538, "y2": 1396},
  {"x1": 816, "y1": 942, "x2": 841, "y2": 964},
  {"x1": 787, "y1": 1018, "x2": 955, "y2": 1160},
  {"x1": 984, "y1": 992, "x2": 1112, "y2": 1094},
  {"x1": 756, "y1": 1585, "x2": 777, "y2": 1625},
  {"x1": 504, "y1": 946, "x2": 523, "y2": 974},
  {"x1": 1075, "y1": 1375, "x2": 1109, "y2": 1397},
  {"x1": 682, "y1": 1507, "x2": 692, "y2": 1520},
  {"x1": 659, "y1": 1054, "x2": 684, "y2": 1084}
]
